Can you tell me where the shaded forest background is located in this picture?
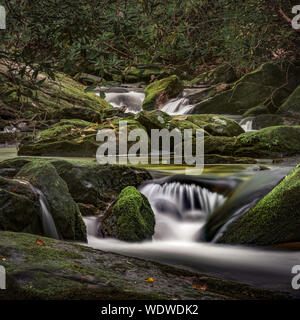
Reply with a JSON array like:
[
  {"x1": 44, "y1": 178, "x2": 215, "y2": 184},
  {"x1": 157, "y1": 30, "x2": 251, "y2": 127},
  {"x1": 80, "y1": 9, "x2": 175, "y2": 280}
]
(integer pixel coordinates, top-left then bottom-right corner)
[{"x1": 0, "y1": 0, "x2": 299, "y2": 82}]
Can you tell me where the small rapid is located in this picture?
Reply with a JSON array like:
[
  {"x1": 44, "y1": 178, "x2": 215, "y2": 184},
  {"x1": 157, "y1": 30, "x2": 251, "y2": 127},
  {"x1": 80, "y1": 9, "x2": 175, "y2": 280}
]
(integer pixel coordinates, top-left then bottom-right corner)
[{"x1": 82, "y1": 166, "x2": 300, "y2": 296}]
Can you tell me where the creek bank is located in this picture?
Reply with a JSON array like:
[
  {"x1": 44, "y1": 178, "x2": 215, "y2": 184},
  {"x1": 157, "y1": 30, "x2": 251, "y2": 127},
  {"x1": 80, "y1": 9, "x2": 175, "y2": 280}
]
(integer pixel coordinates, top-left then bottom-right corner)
[{"x1": 0, "y1": 231, "x2": 286, "y2": 300}]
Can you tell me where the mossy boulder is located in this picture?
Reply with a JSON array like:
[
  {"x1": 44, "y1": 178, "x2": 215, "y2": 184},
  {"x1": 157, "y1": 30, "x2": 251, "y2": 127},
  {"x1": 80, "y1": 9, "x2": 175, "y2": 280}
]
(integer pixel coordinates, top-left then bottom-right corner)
[
  {"x1": 218, "y1": 164, "x2": 300, "y2": 245},
  {"x1": 191, "y1": 64, "x2": 237, "y2": 85},
  {"x1": 50, "y1": 159, "x2": 151, "y2": 216},
  {"x1": 16, "y1": 160, "x2": 86, "y2": 241},
  {"x1": 142, "y1": 75, "x2": 183, "y2": 111},
  {"x1": 0, "y1": 177, "x2": 42, "y2": 235},
  {"x1": 123, "y1": 65, "x2": 169, "y2": 83},
  {"x1": 279, "y1": 85, "x2": 300, "y2": 115},
  {"x1": 0, "y1": 72, "x2": 114, "y2": 123},
  {"x1": 243, "y1": 105, "x2": 271, "y2": 117},
  {"x1": 135, "y1": 110, "x2": 172, "y2": 135},
  {"x1": 18, "y1": 119, "x2": 100, "y2": 157},
  {"x1": 186, "y1": 114, "x2": 244, "y2": 137},
  {"x1": 0, "y1": 231, "x2": 282, "y2": 300},
  {"x1": 251, "y1": 114, "x2": 300, "y2": 130},
  {"x1": 234, "y1": 126, "x2": 300, "y2": 157},
  {"x1": 18, "y1": 118, "x2": 148, "y2": 157},
  {"x1": 192, "y1": 63, "x2": 299, "y2": 115},
  {"x1": 102, "y1": 186, "x2": 155, "y2": 242}
]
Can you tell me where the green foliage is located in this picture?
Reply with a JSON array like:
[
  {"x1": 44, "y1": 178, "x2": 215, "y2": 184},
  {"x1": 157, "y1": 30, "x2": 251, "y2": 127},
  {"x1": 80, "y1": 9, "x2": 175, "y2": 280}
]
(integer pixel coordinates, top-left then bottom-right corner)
[{"x1": 0, "y1": 0, "x2": 298, "y2": 81}]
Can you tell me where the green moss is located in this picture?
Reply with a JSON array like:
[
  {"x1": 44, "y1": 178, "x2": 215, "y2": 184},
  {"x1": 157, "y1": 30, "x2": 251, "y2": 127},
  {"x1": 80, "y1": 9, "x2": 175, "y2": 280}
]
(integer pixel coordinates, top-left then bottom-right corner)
[
  {"x1": 234, "y1": 126, "x2": 300, "y2": 157},
  {"x1": 0, "y1": 72, "x2": 114, "y2": 123},
  {"x1": 187, "y1": 114, "x2": 244, "y2": 137},
  {"x1": 243, "y1": 105, "x2": 270, "y2": 117},
  {"x1": 192, "y1": 63, "x2": 298, "y2": 115},
  {"x1": 16, "y1": 160, "x2": 87, "y2": 241},
  {"x1": 279, "y1": 85, "x2": 300, "y2": 115},
  {"x1": 102, "y1": 186, "x2": 155, "y2": 242},
  {"x1": 142, "y1": 75, "x2": 183, "y2": 111},
  {"x1": 218, "y1": 164, "x2": 300, "y2": 245}
]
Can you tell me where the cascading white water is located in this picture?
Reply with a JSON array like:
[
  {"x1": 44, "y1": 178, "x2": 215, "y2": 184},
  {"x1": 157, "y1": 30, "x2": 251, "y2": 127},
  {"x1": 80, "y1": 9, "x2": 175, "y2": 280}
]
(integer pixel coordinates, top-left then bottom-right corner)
[
  {"x1": 16, "y1": 180, "x2": 60, "y2": 239},
  {"x1": 161, "y1": 98, "x2": 194, "y2": 115},
  {"x1": 139, "y1": 182, "x2": 226, "y2": 241},
  {"x1": 104, "y1": 91, "x2": 145, "y2": 113},
  {"x1": 240, "y1": 118, "x2": 255, "y2": 132}
]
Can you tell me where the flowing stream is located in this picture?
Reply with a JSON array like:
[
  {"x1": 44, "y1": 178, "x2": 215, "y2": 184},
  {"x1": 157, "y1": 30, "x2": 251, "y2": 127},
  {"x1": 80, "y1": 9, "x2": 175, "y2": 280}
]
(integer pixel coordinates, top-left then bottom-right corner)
[{"x1": 82, "y1": 165, "x2": 300, "y2": 297}]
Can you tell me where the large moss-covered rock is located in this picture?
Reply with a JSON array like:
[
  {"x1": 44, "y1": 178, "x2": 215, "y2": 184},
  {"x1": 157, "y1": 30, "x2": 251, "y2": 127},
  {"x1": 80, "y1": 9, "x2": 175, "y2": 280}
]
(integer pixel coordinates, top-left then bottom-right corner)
[
  {"x1": 279, "y1": 85, "x2": 300, "y2": 115},
  {"x1": 18, "y1": 119, "x2": 100, "y2": 157},
  {"x1": 135, "y1": 110, "x2": 172, "y2": 135},
  {"x1": 218, "y1": 164, "x2": 300, "y2": 245},
  {"x1": 0, "y1": 72, "x2": 113, "y2": 123},
  {"x1": 0, "y1": 177, "x2": 42, "y2": 235},
  {"x1": 142, "y1": 75, "x2": 183, "y2": 111},
  {"x1": 186, "y1": 114, "x2": 244, "y2": 137},
  {"x1": 250, "y1": 114, "x2": 300, "y2": 130},
  {"x1": 16, "y1": 160, "x2": 86, "y2": 241},
  {"x1": 234, "y1": 126, "x2": 300, "y2": 157},
  {"x1": 102, "y1": 186, "x2": 155, "y2": 242},
  {"x1": 0, "y1": 231, "x2": 281, "y2": 300},
  {"x1": 50, "y1": 159, "x2": 151, "y2": 216},
  {"x1": 191, "y1": 64, "x2": 237, "y2": 85},
  {"x1": 192, "y1": 63, "x2": 299, "y2": 115},
  {"x1": 18, "y1": 118, "x2": 147, "y2": 157},
  {"x1": 122, "y1": 65, "x2": 169, "y2": 83}
]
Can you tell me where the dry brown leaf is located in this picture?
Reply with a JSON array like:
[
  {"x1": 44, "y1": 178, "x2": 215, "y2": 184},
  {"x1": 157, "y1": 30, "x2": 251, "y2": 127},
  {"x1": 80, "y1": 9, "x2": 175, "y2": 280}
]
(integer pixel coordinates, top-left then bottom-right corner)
[{"x1": 36, "y1": 238, "x2": 45, "y2": 246}]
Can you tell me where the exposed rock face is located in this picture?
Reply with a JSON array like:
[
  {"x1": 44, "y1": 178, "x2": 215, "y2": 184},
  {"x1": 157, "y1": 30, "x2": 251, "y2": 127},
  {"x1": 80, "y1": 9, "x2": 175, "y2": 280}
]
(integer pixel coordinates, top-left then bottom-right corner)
[
  {"x1": 217, "y1": 164, "x2": 300, "y2": 245},
  {"x1": 102, "y1": 186, "x2": 155, "y2": 242},
  {"x1": 16, "y1": 160, "x2": 87, "y2": 241},
  {"x1": 190, "y1": 64, "x2": 237, "y2": 85},
  {"x1": 0, "y1": 158, "x2": 151, "y2": 239},
  {"x1": 142, "y1": 75, "x2": 184, "y2": 110},
  {"x1": 192, "y1": 63, "x2": 300, "y2": 115},
  {"x1": 279, "y1": 85, "x2": 300, "y2": 116},
  {"x1": 0, "y1": 177, "x2": 42, "y2": 235},
  {"x1": 0, "y1": 231, "x2": 282, "y2": 300}
]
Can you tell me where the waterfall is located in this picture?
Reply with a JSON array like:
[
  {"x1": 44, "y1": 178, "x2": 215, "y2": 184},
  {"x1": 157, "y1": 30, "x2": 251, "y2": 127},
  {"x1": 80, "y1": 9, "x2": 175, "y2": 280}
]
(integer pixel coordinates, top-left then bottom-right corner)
[
  {"x1": 139, "y1": 182, "x2": 226, "y2": 241},
  {"x1": 240, "y1": 118, "x2": 254, "y2": 132},
  {"x1": 161, "y1": 97, "x2": 194, "y2": 115},
  {"x1": 16, "y1": 180, "x2": 60, "y2": 239},
  {"x1": 104, "y1": 91, "x2": 145, "y2": 113}
]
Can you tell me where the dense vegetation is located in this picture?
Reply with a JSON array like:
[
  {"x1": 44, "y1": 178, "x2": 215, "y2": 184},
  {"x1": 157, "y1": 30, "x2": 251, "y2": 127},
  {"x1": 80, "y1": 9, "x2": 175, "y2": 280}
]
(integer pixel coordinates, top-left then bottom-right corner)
[{"x1": 0, "y1": 0, "x2": 299, "y2": 82}]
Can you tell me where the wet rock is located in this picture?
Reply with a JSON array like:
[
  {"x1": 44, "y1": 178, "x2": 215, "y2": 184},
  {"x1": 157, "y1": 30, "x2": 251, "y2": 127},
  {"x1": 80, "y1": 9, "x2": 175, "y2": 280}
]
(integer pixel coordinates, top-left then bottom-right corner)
[
  {"x1": 142, "y1": 75, "x2": 183, "y2": 111},
  {"x1": 187, "y1": 114, "x2": 244, "y2": 137},
  {"x1": 16, "y1": 160, "x2": 87, "y2": 241},
  {"x1": 234, "y1": 126, "x2": 300, "y2": 157},
  {"x1": 102, "y1": 186, "x2": 155, "y2": 242},
  {"x1": 279, "y1": 85, "x2": 300, "y2": 116},
  {"x1": 192, "y1": 63, "x2": 299, "y2": 115},
  {"x1": 218, "y1": 164, "x2": 300, "y2": 245},
  {"x1": 0, "y1": 231, "x2": 282, "y2": 300},
  {"x1": 0, "y1": 177, "x2": 42, "y2": 235}
]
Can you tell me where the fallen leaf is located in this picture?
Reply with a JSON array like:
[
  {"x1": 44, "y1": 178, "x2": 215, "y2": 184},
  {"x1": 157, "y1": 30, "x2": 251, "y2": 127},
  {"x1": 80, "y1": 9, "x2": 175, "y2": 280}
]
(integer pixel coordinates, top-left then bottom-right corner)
[
  {"x1": 36, "y1": 238, "x2": 45, "y2": 246},
  {"x1": 144, "y1": 277, "x2": 154, "y2": 283},
  {"x1": 192, "y1": 284, "x2": 208, "y2": 291}
]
